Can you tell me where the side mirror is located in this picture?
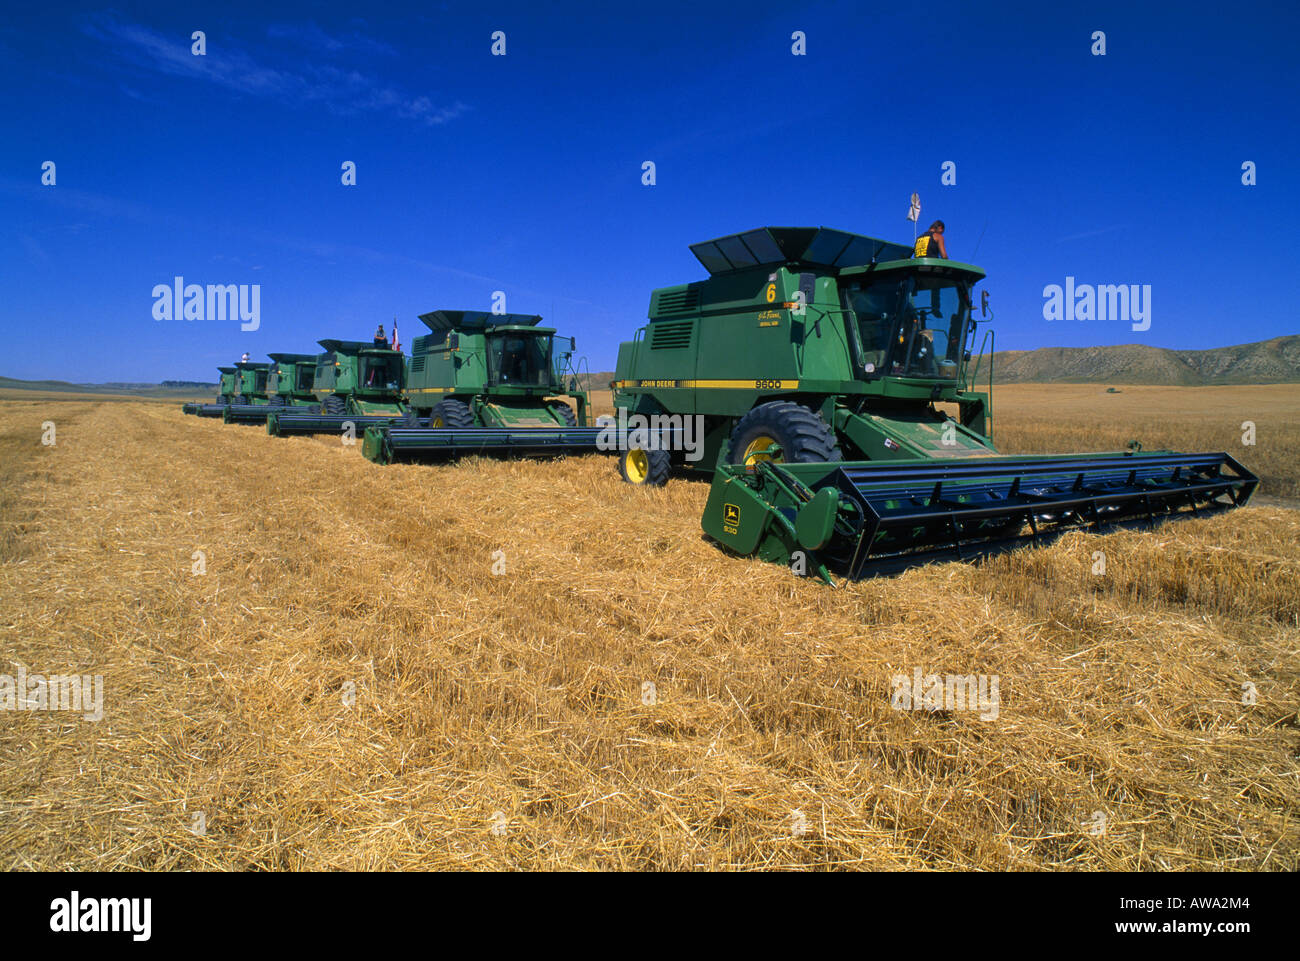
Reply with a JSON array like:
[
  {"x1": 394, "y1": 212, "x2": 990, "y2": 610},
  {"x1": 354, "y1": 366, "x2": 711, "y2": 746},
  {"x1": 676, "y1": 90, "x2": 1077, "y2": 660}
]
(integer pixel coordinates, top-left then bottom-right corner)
[
  {"x1": 980, "y1": 290, "x2": 990, "y2": 318},
  {"x1": 447, "y1": 333, "x2": 459, "y2": 349}
]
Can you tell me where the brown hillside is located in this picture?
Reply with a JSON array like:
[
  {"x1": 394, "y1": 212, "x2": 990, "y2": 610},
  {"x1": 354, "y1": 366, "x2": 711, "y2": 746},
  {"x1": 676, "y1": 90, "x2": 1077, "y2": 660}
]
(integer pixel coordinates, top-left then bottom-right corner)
[{"x1": 991, "y1": 336, "x2": 1300, "y2": 385}]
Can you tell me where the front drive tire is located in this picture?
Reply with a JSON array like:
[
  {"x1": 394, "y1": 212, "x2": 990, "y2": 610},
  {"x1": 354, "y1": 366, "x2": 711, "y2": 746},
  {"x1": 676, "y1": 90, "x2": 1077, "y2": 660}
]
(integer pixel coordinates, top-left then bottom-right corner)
[
  {"x1": 727, "y1": 401, "x2": 841, "y2": 466},
  {"x1": 429, "y1": 399, "x2": 474, "y2": 428},
  {"x1": 619, "y1": 446, "x2": 671, "y2": 487},
  {"x1": 550, "y1": 402, "x2": 577, "y2": 427}
]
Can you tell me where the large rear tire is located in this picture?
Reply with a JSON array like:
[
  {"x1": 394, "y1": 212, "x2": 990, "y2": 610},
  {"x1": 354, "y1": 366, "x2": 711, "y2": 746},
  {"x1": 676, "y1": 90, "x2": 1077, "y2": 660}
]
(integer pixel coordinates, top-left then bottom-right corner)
[
  {"x1": 727, "y1": 401, "x2": 841, "y2": 466},
  {"x1": 429, "y1": 399, "x2": 474, "y2": 428},
  {"x1": 321, "y1": 395, "x2": 346, "y2": 415}
]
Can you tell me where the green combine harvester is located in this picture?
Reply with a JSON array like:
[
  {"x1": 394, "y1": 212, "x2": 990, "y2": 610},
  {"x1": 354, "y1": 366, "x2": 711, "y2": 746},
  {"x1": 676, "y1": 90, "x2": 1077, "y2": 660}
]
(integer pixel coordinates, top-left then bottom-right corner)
[
  {"x1": 188, "y1": 365, "x2": 243, "y2": 417},
  {"x1": 222, "y1": 361, "x2": 272, "y2": 423},
  {"x1": 612, "y1": 226, "x2": 1258, "y2": 581},
  {"x1": 313, "y1": 339, "x2": 408, "y2": 415},
  {"x1": 404, "y1": 310, "x2": 589, "y2": 426},
  {"x1": 362, "y1": 309, "x2": 603, "y2": 464},
  {"x1": 223, "y1": 352, "x2": 320, "y2": 424},
  {"x1": 267, "y1": 353, "x2": 321, "y2": 407},
  {"x1": 267, "y1": 339, "x2": 410, "y2": 437},
  {"x1": 232, "y1": 361, "x2": 270, "y2": 404}
]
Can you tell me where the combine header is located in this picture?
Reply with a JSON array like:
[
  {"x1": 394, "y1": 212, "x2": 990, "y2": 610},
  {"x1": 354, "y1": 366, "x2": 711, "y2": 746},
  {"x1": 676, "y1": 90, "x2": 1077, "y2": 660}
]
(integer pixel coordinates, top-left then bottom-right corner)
[
  {"x1": 268, "y1": 413, "x2": 400, "y2": 437},
  {"x1": 613, "y1": 226, "x2": 1258, "y2": 580},
  {"x1": 361, "y1": 309, "x2": 598, "y2": 464},
  {"x1": 704, "y1": 449, "x2": 1257, "y2": 583}
]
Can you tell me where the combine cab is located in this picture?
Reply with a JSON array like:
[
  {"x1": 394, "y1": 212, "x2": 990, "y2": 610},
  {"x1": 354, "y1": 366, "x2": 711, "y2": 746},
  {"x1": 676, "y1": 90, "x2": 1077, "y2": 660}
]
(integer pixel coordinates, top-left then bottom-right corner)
[
  {"x1": 362, "y1": 309, "x2": 598, "y2": 464},
  {"x1": 613, "y1": 226, "x2": 1258, "y2": 580}
]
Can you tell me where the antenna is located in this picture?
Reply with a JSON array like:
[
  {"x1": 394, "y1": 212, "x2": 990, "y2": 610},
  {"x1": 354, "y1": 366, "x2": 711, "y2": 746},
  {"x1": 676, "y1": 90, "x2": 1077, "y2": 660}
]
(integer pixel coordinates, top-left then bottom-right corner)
[{"x1": 970, "y1": 219, "x2": 989, "y2": 260}]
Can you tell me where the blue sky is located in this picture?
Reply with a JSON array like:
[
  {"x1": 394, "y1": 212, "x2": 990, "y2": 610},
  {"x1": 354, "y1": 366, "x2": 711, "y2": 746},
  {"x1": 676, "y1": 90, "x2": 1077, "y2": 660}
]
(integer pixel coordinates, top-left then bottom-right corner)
[{"x1": 2, "y1": 0, "x2": 1296, "y2": 382}]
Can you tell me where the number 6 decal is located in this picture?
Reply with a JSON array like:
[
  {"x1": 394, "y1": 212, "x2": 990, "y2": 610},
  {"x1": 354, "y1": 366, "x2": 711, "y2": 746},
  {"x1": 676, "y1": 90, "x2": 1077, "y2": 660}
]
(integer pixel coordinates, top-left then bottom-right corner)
[{"x1": 765, "y1": 283, "x2": 776, "y2": 303}]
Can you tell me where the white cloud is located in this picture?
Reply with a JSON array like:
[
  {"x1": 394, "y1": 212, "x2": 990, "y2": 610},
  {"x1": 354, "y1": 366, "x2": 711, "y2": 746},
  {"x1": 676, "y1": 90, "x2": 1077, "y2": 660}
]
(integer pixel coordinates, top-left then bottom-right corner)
[{"x1": 85, "y1": 16, "x2": 468, "y2": 126}]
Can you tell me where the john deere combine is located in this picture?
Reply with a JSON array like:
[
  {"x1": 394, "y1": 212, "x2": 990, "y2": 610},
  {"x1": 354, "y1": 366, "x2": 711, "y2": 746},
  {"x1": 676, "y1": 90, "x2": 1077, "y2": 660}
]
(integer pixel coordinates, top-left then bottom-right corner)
[
  {"x1": 217, "y1": 366, "x2": 239, "y2": 405},
  {"x1": 313, "y1": 339, "x2": 407, "y2": 415},
  {"x1": 267, "y1": 353, "x2": 320, "y2": 407},
  {"x1": 222, "y1": 361, "x2": 274, "y2": 424},
  {"x1": 361, "y1": 310, "x2": 601, "y2": 464},
  {"x1": 405, "y1": 310, "x2": 589, "y2": 427},
  {"x1": 612, "y1": 226, "x2": 1257, "y2": 581},
  {"x1": 188, "y1": 365, "x2": 243, "y2": 417},
  {"x1": 267, "y1": 339, "x2": 410, "y2": 437}
]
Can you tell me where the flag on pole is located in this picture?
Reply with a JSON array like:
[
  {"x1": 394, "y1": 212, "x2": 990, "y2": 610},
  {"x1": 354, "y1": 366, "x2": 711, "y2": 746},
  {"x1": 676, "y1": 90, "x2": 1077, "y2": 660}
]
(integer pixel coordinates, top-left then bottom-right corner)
[
  {"x1": 391, "y1": 318, "x2": 400, "y2": 352},
  {"x1": 907, "y1": 192, "x2": 921, "y2": 222}
]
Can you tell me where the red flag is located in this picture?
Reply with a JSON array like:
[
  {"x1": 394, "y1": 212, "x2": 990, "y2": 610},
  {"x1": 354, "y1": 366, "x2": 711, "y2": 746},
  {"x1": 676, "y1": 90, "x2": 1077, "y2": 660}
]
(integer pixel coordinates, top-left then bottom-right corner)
[{"x1": 391, "y1": 321, "x2": 400, "y2": 352}]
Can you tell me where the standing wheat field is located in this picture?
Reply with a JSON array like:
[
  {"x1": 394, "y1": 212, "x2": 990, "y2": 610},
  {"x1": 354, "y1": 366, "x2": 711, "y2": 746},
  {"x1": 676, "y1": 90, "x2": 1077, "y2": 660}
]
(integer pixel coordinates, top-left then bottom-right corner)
[{"x1": 1, "y1": 384, "x2": 1296, "y2": 869}]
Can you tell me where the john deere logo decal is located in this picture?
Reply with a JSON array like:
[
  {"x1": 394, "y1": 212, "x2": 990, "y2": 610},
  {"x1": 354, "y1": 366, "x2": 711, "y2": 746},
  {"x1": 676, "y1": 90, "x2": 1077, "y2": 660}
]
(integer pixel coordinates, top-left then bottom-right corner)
[{"x1": 723, "y1": 503, "x2": 740, "y2": 533}]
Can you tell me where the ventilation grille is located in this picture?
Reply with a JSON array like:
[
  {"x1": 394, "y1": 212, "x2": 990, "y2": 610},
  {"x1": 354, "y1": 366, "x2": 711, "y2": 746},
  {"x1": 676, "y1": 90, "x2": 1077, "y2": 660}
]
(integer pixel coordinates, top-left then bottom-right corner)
[
  {"x1": 410, "y1": 356, "x2": 425, "y2": 373},
  {"x1": 650, "y1": 320, "x2": 693, "y2": 350},
  {"x1": 653, "y1": 289, "x2": 701, "y2": 316}
]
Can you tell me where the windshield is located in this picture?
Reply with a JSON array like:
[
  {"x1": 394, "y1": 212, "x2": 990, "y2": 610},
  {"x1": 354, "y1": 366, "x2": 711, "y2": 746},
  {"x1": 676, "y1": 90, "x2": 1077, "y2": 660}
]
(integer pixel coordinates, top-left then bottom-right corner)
[
  {"x1": 252, "y1": 370, "x2": 268, "y2": 392},
  {"x1": 295, "y1": 366, "x2": 314, "y2": 391},
  {"x1": 361, "y1": 355, "x2": 403, "y2": 391},
  {"x1": 841, "y1": 273, "x2": 971, "y2": 378},
  {"x1": 488, "y1": 332, "x2": 553, "y2": 387}
]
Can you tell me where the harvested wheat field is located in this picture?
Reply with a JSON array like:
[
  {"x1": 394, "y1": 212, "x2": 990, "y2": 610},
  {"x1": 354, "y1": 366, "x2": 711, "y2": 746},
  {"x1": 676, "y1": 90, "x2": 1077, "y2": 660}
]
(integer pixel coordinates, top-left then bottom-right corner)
[{"x1": 0, "y1": 384, "x2": 1297, "y2": 870}]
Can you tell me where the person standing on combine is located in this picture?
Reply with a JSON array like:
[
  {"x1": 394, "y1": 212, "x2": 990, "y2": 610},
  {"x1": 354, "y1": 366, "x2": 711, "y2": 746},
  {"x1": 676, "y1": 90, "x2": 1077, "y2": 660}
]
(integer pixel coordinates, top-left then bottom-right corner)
[{"x1": 913, "y1": 221, "x2": 948, "y2": 259}]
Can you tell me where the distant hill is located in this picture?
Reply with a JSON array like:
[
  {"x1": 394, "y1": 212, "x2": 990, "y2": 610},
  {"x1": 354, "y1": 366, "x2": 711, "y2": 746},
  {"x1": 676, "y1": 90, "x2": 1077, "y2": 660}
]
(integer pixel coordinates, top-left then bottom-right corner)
[
  {"x1": 0, "y1": 375, "x2": 215, "y2": 397},
  {"x1": 576, "y1": 372, "x2": 616, "y2": 391},
  {"x1": 988, "y1": 336, "x2": 1300, "y2": 385},
  {"x1": 4, "y1": 336, "x2": 1296, "y2": 396}
]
